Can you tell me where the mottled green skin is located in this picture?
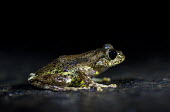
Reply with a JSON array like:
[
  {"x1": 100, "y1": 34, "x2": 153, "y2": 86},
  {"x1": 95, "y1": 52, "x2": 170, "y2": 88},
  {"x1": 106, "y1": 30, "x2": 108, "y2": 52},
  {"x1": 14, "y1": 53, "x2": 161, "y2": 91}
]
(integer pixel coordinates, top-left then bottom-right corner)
[{"x1": 28, "y1": 44, "x2": 125, "y2": 91}]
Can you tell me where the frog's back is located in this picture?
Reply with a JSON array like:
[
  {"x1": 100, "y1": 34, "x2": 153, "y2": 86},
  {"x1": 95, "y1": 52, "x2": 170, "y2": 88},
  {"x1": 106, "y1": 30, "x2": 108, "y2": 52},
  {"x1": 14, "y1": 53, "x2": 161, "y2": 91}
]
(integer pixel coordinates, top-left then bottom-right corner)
[
  {"x1": 34, "y1": 55, "x2": 84, "y2": 76},
  {"x1": 35, "y1": 49, "x2": 104, "y2": 76}
]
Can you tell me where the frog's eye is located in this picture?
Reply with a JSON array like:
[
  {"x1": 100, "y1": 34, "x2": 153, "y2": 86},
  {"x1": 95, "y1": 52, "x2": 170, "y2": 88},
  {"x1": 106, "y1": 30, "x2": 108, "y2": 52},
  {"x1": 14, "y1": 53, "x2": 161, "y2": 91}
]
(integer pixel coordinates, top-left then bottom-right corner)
[{"x1": 108, "y1": 49, "x2": 117, "y2": 60}]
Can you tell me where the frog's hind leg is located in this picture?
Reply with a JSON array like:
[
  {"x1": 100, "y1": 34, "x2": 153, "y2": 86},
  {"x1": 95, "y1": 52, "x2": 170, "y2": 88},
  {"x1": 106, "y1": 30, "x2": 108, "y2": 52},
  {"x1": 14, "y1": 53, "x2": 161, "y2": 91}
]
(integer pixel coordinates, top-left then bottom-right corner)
[
  {"x1": 28, "y1": 73, "x2": 71, "y2": 91},
  {"x1": 29, "y1": 73, "x2": 90, "y2": 91},
  {"x1": 92, "y1": 77, "x2": 111, "y2": 83}
]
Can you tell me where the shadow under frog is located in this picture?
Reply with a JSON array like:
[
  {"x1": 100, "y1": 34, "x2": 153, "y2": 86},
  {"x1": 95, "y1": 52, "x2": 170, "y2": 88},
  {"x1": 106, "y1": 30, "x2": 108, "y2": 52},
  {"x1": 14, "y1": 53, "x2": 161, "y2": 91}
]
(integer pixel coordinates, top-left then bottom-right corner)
[{"x1": 28, "y1": 44, "x2": 125, "y2": 91}]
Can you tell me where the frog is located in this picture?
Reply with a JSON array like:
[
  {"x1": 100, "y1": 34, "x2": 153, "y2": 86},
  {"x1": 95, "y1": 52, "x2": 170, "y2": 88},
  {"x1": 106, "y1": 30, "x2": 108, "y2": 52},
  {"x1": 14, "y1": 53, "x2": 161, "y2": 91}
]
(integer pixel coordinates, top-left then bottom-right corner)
[{"x1": 28, "y1": 44, "x2": 125, "y2": 91}]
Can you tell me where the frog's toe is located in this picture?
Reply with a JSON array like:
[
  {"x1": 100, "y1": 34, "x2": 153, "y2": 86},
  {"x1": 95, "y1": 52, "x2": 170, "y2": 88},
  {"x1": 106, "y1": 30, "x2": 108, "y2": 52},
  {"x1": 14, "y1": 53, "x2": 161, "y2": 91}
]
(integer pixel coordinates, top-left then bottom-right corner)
[
  {"x1": 96, "y1": 87, "x2": 103, "y2": 91},
  {"x1": 64, "y1": 87, "x2": 91, "y2": 91},
  {"x1": 63, "y1": 87, "x2": 78, "y2": 91},
  {"x1": 89, "y1": 83, "x2": 117, "y2": 89},
  {"x1": 99, "y1": 83, "x2": 117, "y2": 88},
  {"x1": 108, "y1": 84, "x2": 117, "y2": 88}
]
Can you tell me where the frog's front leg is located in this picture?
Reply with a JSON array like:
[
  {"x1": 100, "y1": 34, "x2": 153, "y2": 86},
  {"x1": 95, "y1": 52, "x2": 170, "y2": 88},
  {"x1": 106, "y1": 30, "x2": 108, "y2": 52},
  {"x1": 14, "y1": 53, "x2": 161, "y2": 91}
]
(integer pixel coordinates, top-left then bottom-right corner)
[
  {"x1": 78, "y1": 72, "x2": 117, "y2": 91},
  {"x1": 77, "y1": 65, "x2": 117, "y2": 91}
]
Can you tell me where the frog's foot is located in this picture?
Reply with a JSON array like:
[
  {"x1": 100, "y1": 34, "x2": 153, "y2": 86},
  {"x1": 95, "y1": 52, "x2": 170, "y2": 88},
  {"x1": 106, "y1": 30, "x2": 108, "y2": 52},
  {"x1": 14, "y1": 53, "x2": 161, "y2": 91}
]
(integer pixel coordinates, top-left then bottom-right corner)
[
  {"x1": 46, "y1": 85, "x2": 90, "y2": 91},
  {"x1": 63, "y1": 86, "x2": 90, "y2": 91},
  {"x1": 92, "y1": 77, "x2": 111, "y2": 83},
  {"x1": 88, "y1": 82, "x2": 117, "y2": 91}
]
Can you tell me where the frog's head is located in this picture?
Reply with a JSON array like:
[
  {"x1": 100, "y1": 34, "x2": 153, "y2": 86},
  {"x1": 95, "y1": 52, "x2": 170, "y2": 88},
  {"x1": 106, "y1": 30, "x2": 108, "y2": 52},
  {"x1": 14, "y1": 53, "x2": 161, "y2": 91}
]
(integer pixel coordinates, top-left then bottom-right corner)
[{"x1": 96, "y1": 44, "x2": 125, "y2": 67}]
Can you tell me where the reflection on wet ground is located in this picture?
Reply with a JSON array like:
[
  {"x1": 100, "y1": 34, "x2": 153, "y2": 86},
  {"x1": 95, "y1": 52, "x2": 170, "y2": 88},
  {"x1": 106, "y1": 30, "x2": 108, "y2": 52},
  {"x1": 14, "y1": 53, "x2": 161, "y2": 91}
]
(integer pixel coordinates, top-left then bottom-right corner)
[{"x1": 1, "y1": 78, "x2": 170, "y2": 112}]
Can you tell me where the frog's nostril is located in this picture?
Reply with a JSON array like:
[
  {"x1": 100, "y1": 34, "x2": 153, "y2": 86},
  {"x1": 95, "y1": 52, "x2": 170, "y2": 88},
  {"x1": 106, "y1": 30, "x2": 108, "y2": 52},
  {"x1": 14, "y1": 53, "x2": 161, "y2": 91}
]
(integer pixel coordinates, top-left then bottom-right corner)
[{"x1": 117, "y1": 51, "x2": 123, "y2": 55}]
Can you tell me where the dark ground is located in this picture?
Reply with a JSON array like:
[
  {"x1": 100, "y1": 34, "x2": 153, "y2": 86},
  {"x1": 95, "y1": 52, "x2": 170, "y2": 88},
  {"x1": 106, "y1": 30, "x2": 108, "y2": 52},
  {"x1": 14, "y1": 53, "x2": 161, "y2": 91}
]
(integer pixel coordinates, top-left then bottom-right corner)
[{"x1": 0, "y1": 32, "x2": 170, "y2": 112}]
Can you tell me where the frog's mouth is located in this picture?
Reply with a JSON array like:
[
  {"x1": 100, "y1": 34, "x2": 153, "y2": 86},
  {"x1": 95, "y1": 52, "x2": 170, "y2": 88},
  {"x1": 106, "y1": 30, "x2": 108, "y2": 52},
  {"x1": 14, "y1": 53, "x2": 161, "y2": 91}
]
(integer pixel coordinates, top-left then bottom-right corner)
[{"x1": 115, "y1": 55, "x2": 125, "y2": 64}]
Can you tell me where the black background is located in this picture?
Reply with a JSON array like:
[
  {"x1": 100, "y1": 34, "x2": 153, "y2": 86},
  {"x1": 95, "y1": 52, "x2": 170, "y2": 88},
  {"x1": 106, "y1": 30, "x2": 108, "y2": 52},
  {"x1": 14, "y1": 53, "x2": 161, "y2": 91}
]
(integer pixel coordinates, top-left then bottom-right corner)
[
  {"x1": 1, "y1": 29, "x2": 169, "y2": 83},
  {"x1": 1, "y1": 29, "x2": 169, "y2": 58},
  {"x1": 0, "y1": 9, "x2": 169, "y2": 83},
  {"x1": 1, "y1": 29, "x2": 169, "y2": 55}
]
